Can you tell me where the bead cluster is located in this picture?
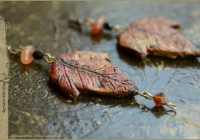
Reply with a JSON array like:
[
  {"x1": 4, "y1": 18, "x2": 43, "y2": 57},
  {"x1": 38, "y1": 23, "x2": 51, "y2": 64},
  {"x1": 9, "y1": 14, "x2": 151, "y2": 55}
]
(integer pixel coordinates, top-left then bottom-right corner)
[
  {"x1": 91, "y1": 16, "x2": 123, "y2": 36},
  {"x1": 20, "y1": 45, "x2": 43, "y2": 65},
  {"x1": 69, "y1": 15, "x2": 123, "y2": 36}
]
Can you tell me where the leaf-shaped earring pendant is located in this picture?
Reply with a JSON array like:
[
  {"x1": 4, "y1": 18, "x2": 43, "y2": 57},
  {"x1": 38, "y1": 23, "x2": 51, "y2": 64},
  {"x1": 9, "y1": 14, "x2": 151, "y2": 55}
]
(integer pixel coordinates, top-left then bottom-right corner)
[
  {"x1": 48, "y1": 51, "x2": 176, "y2": 109},
  {"x1": 8, "y1": 46, "x2": 176, "y2": 110},
  {"x1": 118, "y1": 17, "x2": 200, "y2": 58},
  {"x1": 69, "y1": 16, "x2": 200, "y2": 59}
]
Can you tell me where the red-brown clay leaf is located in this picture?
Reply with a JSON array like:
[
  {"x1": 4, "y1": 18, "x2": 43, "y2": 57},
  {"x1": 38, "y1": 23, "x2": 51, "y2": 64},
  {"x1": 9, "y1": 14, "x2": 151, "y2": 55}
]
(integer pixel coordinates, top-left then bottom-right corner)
[
  {"x1": 48, "y1": 51, "x2": 139, "y2": 100},
  {"x1": 118, "y1": 17, "x2": 200, "y2": 58}
]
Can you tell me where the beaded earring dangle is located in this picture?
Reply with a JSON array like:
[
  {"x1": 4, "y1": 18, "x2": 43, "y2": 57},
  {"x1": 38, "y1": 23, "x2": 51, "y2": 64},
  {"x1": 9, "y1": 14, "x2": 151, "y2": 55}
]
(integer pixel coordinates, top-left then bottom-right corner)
[
  {"x1": 69, "y1": 16, "x2": 200, "y2": 58},
  {"x1": 8, "y1": 46, "x2": 176, "y2": 110}
]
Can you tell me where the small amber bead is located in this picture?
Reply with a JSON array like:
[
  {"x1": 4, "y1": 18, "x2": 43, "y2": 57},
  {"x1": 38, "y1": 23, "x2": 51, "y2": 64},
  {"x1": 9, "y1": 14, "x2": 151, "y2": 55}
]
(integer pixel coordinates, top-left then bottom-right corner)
[
  {"x1": 20, "y1": 45, "x2": 35, "y2": 65},
  {"x1": 153, "y1": 93, "x2": 167, "y2": 107},
  {"x1": 91, "y1": 16, "x2": 106, "y2": 36}
]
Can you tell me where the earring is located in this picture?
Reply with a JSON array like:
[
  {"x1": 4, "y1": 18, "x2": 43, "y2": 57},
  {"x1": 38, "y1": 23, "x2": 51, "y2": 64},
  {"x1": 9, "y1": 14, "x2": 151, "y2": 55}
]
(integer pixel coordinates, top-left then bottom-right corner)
[
  {"x1": 69, "y1": 16, "x2": 200, "y2": 59},
  {"x1": 8, "y1": 46, "x2": 176, "y2": 110}
]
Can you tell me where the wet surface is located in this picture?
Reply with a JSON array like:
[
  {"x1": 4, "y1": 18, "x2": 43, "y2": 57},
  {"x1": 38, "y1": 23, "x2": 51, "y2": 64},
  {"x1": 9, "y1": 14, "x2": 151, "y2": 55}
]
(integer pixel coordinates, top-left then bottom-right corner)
[{"x1": 0, "y1": 1, "x2": 200, "y2": 139}]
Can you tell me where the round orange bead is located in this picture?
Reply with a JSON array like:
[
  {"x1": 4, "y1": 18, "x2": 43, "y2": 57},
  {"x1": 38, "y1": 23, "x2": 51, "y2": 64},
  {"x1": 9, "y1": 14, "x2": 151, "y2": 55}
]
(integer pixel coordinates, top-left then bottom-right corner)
[
  {"x1": 20, "y1": 45, "x2": 35, "y2": 65},
  {"x1": 91, "y1": 16, "x2": 106, "y2": 36},
  {"x1": 153, "y1": 93, "x2": 167, "y2": 107}
]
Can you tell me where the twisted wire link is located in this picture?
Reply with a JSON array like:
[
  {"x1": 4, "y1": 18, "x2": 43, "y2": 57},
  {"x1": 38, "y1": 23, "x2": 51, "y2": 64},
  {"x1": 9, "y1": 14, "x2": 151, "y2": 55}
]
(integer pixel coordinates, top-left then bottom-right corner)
[
  {"x1": 138, "y1": 91, "x2": 177, "y2": 109},
  {"x1": 43, "y1": 53, "x2": 56, "y2": 63},
  {"x1": 7, "y1": 45, "x2": 22, "y2": 54}
]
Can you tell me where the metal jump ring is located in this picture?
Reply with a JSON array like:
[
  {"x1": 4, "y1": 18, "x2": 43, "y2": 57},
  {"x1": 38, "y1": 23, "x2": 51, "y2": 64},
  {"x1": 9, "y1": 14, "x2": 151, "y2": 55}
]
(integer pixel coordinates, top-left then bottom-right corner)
[{"x1": 43, "y1": 53, "x2": 56, "y2": 63}]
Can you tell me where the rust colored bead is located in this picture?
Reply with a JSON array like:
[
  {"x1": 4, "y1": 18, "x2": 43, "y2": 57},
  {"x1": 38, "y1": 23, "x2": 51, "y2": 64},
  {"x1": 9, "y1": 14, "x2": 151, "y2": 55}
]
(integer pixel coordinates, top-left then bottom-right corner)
[
  {"x1": 20, "y1": 45, "x2": 35, "y2": 65},
  {"x1": 153, "y1": 93, "x2": 167, "y2": 107},
  {"x1": 91, "y1": 16, "x2": 106, "y2": 36}
]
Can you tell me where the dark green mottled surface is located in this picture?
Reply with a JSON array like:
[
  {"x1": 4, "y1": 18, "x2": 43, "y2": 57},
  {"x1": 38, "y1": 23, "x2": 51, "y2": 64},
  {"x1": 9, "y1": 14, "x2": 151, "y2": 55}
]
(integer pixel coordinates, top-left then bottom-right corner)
[{"x1": 0, "y1": 1, "x2": 200, "y2": 139}]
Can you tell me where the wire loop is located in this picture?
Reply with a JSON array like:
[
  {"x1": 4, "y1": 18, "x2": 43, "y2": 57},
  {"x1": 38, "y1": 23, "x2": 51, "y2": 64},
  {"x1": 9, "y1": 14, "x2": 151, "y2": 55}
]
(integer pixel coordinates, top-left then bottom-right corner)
[
  {"x1": 138, "y1": 92, "x2": 153, "y2": 100},
  {"x1": 138, "y1": 91, "x2": 177, "y2": 110},
  {"x1": 7, "y1": 46, "x2": 22, "y2": 54},
  {"x1": 43, "y1": 53, "x2": 56, "y2": 63}
]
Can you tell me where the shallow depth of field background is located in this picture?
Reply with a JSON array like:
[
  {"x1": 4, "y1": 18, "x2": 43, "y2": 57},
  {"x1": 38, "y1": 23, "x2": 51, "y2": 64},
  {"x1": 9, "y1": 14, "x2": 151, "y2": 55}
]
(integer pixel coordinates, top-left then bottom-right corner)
[{"x1": 0, "y1": 1, "x2": 200, "y2": 139}]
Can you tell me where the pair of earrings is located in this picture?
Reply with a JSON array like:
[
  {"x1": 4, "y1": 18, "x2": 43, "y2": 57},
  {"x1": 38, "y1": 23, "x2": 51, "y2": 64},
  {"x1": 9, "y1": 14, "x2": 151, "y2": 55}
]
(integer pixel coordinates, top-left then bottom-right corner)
[{"x1": 10, "y1": 15, "x2": 200, "y2": 111}]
